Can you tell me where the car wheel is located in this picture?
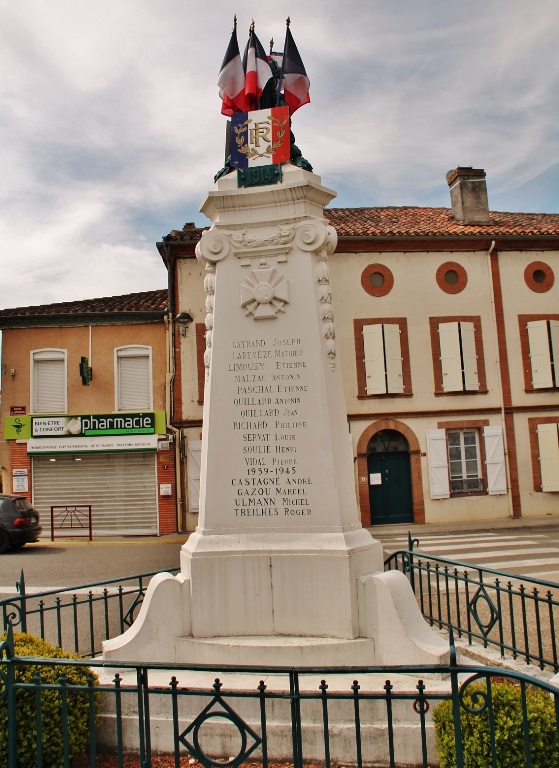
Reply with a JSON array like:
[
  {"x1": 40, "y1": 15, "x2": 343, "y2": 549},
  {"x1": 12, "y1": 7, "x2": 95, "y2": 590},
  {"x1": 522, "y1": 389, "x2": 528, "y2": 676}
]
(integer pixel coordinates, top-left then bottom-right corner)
[{"x1": 0, "y1": 531, "x2": 10, "y2": 555}]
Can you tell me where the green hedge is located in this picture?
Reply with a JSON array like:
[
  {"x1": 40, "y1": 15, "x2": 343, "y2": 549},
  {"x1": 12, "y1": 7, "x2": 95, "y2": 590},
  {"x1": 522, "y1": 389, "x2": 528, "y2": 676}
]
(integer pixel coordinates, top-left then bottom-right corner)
[
  {"x1": 0, "y1": 632, "x2": 99, "y2": 768},
  {"x1": 433, "y1": 678, "x2": 559, "y2": 768}
]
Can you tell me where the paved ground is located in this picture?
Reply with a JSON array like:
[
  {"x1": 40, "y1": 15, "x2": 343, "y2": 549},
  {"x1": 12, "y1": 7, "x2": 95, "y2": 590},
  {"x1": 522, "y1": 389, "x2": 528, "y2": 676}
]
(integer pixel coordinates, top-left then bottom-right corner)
[
  {"x1": 0, "y1": 534, "x2": 186, "y2": 591},
  {"x1": 0, "y1": 514, "x2": 557, "y2": 591},
  {"x1": 372, "y1": 516, "x2": 559, "y2": 582}
]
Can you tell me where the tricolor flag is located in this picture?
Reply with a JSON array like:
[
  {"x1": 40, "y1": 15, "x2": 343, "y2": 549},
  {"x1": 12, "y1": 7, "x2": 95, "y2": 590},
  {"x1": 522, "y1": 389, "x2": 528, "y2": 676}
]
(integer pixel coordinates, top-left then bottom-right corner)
[
  {"x1": 282, "y1": 23, "x2": 310, "y2": 114},
  {"x1": 230, "y1": 106, "x2": 290, "y2": 168},
  {"x1": 242, "y1": 25, "x2": 273, "y2": 112},
  {"x1": 217, "y1": 20, "x2": 249, "y2": 116}
]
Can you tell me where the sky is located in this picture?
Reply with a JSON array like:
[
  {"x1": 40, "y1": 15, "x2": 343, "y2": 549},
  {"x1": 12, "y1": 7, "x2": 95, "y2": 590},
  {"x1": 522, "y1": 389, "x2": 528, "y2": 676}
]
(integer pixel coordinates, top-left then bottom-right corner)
[{"x1": 1, "y1": 0, "x2": 558, "y2": 309}]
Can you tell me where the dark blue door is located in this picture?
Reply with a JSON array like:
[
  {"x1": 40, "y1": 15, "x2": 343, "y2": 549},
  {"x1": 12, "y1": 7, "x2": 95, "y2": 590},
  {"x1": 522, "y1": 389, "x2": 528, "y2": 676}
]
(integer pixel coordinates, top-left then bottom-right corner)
[{"x1": 368, "y1": 451, "x2": 413, "y2": 525}]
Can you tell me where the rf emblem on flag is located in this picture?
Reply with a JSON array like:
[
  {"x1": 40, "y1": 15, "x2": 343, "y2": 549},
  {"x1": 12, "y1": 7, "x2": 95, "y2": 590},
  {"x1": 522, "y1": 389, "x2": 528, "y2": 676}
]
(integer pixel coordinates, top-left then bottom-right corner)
[{"x1": 231, "y1": 106, "x2": 290, "y2": 168}]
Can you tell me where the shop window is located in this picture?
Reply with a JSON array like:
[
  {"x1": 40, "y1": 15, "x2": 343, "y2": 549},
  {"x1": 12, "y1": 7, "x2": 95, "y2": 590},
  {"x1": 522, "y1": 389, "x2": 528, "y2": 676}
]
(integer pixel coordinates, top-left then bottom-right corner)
[
  {"x1": 523, "y1": 319, "x2": 559, "y2": 389},
  {"x1": 115, "y1": 346, "x2": 152, "y2": 411},
  {"x1": 426, "y1": 424, "x2": 506, "y2": 499},
  {"x1": 354, "y1": 318, "x2": 412, "y2": 397},
  {"x1": 430, "y1": 317, "x2": 486, "y2": 394},
  {"x1": 31, "y1": 349, "x2": 67, "y2": 414}
]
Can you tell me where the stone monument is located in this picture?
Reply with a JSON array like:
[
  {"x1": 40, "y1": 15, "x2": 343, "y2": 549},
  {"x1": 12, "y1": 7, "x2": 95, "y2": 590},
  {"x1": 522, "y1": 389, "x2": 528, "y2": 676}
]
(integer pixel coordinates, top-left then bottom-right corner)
[{"x1": 103, "y1": 163, "x2": 447, "y2": 667}]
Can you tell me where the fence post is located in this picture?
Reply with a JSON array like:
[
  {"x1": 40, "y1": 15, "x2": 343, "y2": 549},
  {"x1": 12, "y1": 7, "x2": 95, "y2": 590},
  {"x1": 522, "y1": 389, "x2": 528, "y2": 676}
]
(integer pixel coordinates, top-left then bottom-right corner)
[
  {"x1": 407, "y1": 531, "x2": 419, "y2": 593},
  {"x1": 1, "y1": 625, "x2": 18, "y2": 768},
  {"x1": 448, "y1": 627, "x2": 465, "y2": 768},
  {"x1": 15, "y1": 570, "x2": 27, "y2": 634}
]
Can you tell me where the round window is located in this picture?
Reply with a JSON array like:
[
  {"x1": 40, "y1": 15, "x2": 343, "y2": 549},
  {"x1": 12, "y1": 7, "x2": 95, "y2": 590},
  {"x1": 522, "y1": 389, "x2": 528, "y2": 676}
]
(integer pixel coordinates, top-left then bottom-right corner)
[
  {"x1": 361, "y1": 264, "x2": 394, "y2": 297},
  {"x1": 444, "y1": 270, "x2": 459, "y2": 285},
  {"x1": 436, "y1": 262, "x2": 468, "y2": 294},
  {"x1": 524, "y1": 262, "x2": 554, "y2": 293}
]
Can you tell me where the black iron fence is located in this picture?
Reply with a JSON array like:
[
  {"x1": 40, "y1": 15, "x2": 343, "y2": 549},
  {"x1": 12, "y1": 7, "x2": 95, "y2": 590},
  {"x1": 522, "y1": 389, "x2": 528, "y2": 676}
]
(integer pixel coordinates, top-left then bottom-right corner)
[
  {"x1": 0, "y1": 568, "x2": 179, "y2": 658},
  {"x1": 385, "y1": 535, "x2": 559, "y2": 673},
  {"x1": 1, "y1": 626, "x2": 558, "y2": 768}
]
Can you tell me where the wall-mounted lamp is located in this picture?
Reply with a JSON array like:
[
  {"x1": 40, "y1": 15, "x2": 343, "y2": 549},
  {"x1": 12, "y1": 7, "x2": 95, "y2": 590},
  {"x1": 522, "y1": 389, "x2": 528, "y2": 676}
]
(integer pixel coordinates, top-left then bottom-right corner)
[{"x1": 175, "y1": 312, "x2": 193, "y2": 337}]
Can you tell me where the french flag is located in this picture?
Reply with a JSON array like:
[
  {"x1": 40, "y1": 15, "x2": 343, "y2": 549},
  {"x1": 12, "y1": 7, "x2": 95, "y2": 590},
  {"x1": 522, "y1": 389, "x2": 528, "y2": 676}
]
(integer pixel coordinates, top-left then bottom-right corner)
[
  {"x1": 217, "y1": 20, "x2": 249, "y2": 116},
  {"x1": 282, "y1": 23, "x2": 310, "y2": 114},
  {"x1": 242, "y1": 24, "x2": 273, "y2": 112}
]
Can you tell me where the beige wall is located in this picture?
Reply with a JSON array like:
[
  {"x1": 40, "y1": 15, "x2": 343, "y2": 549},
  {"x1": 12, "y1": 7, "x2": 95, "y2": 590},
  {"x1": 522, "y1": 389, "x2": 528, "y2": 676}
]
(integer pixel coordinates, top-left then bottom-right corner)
[{"x1": 173, "y1": 242, "x2": 559, "y2": 526}]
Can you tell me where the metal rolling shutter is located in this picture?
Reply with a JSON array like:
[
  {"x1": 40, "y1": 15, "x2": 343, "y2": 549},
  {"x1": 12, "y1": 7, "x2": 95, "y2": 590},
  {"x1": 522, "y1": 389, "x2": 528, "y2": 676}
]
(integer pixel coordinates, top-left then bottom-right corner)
[{"x1": 32, "y1": 453, "x2": 158, "y2": 535}]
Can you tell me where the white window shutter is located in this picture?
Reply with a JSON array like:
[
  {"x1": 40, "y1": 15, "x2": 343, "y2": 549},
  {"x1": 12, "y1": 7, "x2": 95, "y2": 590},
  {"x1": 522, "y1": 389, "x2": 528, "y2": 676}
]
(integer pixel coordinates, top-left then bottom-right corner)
[
  {"x1": 438, "y1": 322, "x2": 462, "y2": 391},
  {"x1": 483, "y1": 426, "x2": 507, "y2": 495},
  {"x1": 527, "y1": 320, "x2": 553, "y2": 388},
  {"x1": 33, "y1": 350, "x2": 66, "y2": 413},
  {"x1": 536, "y1": 423, "x2": 559, "y2": 492},
  {"x1": 427, "y1": 429, "x2": 450, "y2": 499},
  {"x1": 363, "y1": 324, "x2": 386, "y2": 394},
  {"x1": 549, "y1": 320, "x2": 559, "y2": 387},
  {"x1": 187, "y1": 440, "x2": 202, "y2": 513},
  {"x1": 118, "y1": 349, "x2": 151, "y2": 410},
  {"x1": 460, "y1": 322, "x2": 479, "y2": 391},
  {"x1": 383, "y1": 324, "x2": 405, "y2": 393}
]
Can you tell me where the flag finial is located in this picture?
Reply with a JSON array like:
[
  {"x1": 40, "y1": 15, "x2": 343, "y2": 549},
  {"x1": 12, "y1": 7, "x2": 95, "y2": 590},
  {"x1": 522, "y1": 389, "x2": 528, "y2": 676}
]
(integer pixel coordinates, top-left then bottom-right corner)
[
  {"x1": 269, "y1": 37, "x2": 274, "y2": 55},
  {"x1": 233, "y1": 15, "x2": 237, "y2": 31},
  {"x1": 286, "y1": 17, "x2": 291, "y2": 27},
  {"x1": 249, "y1": 19, "x2": 255, "y2": 34}
]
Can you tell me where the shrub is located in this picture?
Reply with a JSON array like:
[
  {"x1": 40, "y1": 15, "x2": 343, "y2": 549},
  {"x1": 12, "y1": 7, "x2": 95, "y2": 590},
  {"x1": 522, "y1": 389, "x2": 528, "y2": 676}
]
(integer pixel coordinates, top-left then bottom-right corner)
[
  {"x1": 433, "y1": 678, "x2": 559, "y2": 768},
  {"x1": 0, "y1": 632, "x2": 99, "y2": 768}
]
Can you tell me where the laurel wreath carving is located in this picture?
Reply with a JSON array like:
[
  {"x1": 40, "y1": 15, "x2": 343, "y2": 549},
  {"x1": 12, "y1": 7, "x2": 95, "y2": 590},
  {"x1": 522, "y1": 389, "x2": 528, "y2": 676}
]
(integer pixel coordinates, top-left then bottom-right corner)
[{"x1": 234, "y1": 116, "x2": 288, "y2": 159}]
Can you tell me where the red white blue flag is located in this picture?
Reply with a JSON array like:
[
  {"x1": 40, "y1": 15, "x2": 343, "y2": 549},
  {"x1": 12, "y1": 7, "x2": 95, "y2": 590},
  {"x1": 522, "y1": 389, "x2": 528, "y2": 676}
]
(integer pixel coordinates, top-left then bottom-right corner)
[
  {"x1": 217, "y1": 20, "x2": 249, "y2": 116},
  {"x1": 242, "y1": 25, "x2": 273, "y2": 112},
  {"x1": 230, "y1": 106, "x2": 290, "y2": 168},
  {"x1": 282, "y1": 23, "x2": 310, "y2": 114}
]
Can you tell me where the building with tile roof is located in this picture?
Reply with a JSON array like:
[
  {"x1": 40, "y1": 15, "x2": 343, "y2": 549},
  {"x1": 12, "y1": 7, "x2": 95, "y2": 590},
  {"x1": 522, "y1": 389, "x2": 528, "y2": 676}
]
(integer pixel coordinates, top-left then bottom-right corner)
[
  {"x1": 162, "y1": 167, "x2": 559, "y2": 529},
  {"x1": 0, "y1": 290, "x2": 183, "y2": 537}
]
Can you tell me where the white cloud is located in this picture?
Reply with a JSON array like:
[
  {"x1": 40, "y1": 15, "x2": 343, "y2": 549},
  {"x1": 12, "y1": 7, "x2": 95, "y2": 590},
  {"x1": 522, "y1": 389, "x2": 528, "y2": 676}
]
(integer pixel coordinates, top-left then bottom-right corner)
[{"x1": 0, "y1": 0, "x2": 558, "y2": 308}]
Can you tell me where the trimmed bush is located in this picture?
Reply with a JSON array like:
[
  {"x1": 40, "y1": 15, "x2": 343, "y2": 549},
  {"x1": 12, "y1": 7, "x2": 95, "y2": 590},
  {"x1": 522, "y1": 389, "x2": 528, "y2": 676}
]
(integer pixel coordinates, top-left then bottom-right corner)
[
  {"x1": 0, "y1": 632, "x2": 99, "y2": 768},
  {"x1": 433, "y1": 678, "x2": 559, "y2": 768}
]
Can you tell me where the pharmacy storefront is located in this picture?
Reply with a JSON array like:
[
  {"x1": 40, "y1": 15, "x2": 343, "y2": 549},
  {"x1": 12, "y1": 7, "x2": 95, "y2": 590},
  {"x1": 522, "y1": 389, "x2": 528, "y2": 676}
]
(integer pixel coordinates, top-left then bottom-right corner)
[{"x1": 5, "y1": 412, "x2": 175, "y2": 536}]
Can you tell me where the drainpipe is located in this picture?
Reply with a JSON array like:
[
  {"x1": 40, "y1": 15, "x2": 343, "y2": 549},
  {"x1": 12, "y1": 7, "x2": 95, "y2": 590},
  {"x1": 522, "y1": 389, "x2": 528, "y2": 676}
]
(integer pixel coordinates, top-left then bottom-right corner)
[
  {"x1": 164, "y1": 244, "x2": 185, "y2": 532},
  {"x1": 486, "y1": 240, "x2": 514, "y2": 518}
]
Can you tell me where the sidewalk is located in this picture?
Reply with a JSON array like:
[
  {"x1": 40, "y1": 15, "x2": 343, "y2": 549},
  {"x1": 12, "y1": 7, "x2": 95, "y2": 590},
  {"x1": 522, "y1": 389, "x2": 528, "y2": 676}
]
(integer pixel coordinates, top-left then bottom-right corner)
[{"x1": 367, "y1": 513, "x2": 559, "y2": 539}]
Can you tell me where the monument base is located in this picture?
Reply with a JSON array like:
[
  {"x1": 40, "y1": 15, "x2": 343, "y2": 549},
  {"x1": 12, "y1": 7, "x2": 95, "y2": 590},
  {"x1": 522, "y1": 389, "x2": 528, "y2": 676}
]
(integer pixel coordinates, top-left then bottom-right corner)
[
  {"x1": 102, "y1": 533, "x2": 449, "y2": 668},
  {"x1": 175, "y1": 635, "x2": 376, "y2": 666}
]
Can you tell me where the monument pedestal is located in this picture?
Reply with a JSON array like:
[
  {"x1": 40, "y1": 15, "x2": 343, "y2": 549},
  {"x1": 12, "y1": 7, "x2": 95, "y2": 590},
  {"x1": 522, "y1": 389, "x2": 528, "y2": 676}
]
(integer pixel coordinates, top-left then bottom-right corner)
[{"x1": 103, "y1": 165, "x2": 447, "y2": 667}]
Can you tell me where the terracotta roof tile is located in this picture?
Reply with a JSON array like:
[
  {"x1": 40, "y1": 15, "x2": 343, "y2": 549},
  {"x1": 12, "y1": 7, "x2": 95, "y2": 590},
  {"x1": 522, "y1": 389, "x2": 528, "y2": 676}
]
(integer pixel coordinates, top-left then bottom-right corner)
[
  {"x1": 0, "y1": 289, "x2": 167, "y2": 318},
  {"x1": 325, "y1": 207, "x2": 559, "y2": 237}
]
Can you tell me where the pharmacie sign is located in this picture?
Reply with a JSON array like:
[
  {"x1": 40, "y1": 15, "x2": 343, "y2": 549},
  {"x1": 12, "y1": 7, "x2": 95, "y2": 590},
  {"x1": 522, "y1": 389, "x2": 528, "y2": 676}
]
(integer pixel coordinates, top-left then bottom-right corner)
[{"x1": 32, "y1": 413, "x2": 156, "y2": 438}]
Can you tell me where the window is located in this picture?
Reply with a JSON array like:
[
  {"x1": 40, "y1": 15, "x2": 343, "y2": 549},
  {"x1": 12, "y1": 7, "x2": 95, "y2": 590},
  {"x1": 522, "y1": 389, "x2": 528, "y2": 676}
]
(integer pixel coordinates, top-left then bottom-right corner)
[
  {"x1": 521, "y1": 318, "x2": 559, "y2": 390},
  {"x1": 430, "y1": 316, "x2": 486, "y2": 394},
  {"x1": 31, "y1": 349, "x2": 67, "y2": 413},
  {"x1": 360, "y1": 264, "x2": 394, "y2": 297},
  {"x1": 528, "y1": 418, "x2": 559, "y2": 492},
  {"x1": 447, "y1": 430, "x2": 483, "y2": 493},
  {"x1": 436, "y1": 261, "x2": 468, "y2": 294},
  {"x1": 354, "y1": 318, "x2": 412, "y2": 397},
  {"x1": 426, "y1": 425, "x2": 506, "y2": 499},
  {"x1": 115, "y1": 346, "x2": 152, "y2": 411}
]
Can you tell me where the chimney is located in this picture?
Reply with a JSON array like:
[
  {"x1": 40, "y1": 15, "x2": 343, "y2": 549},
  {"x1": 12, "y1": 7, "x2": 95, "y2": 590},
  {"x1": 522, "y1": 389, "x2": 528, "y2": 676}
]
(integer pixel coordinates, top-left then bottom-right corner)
[{"x1": 446, "y1": 167, "x2": 490, "y2": 224}]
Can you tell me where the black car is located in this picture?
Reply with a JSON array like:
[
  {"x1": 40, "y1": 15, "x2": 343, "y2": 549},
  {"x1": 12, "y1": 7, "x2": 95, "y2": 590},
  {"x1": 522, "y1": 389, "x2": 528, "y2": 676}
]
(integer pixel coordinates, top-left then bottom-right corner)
[{"x1": 0, "y1": 495, "x2": 42, "y2": 553}]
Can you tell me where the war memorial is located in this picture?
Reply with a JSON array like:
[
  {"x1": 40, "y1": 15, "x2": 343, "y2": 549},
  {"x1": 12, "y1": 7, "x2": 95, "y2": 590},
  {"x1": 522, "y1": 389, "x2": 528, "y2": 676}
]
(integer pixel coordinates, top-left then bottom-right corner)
[
  {"x1": 97, "y1": 19, "x2": 456, "y2": 763},
  {"x1": 103, "y1": 19, "x2": 447, "y2": 673}
]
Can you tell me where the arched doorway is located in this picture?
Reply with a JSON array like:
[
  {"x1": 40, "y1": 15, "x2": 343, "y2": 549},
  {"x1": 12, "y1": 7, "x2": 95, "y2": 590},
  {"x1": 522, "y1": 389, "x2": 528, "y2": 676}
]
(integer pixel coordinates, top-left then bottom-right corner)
[{"x1": 367, "y1": 429, "x2": 414, "y2": 525}]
